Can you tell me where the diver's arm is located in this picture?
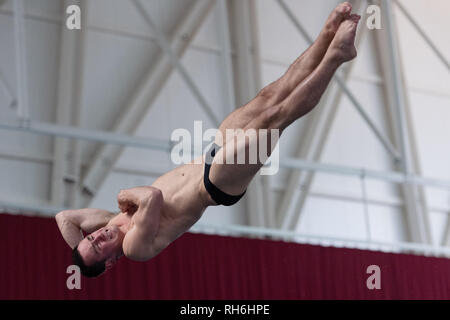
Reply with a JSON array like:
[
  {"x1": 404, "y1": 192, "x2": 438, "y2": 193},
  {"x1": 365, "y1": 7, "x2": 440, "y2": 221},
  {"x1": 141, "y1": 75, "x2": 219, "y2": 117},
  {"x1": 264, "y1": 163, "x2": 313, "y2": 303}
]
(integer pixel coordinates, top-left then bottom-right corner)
[
  {"x1": 119, "y1": 187, "x2": 164, "y2": 261},
  {"x1": 55, "y1": 208, "x2": 115, "y2": 249}
]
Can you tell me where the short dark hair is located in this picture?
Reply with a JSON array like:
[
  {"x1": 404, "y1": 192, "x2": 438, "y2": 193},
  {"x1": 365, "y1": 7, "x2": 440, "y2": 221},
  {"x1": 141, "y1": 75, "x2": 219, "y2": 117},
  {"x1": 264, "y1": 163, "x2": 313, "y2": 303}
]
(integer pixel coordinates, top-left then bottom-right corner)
[{"x1": 72, "y1": 245, "x2": 106, "y2": 278}]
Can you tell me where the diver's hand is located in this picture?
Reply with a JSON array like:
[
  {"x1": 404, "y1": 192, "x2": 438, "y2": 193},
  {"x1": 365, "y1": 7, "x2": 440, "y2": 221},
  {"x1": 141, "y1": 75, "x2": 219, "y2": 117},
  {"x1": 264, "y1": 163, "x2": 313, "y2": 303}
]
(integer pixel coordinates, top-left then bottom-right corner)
[{"x1": 117, "y1": 186, "x2": 161, "y2": 215}]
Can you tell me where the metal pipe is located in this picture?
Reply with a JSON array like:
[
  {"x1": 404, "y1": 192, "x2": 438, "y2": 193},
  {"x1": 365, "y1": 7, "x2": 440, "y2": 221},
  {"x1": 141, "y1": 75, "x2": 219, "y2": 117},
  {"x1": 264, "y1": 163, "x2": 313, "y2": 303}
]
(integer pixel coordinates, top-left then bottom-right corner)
[
  {"x1": 279, "y1": 157, "x2": 450, "y2": 190},
  {"x1": 13, "y1": 0, "x2": 30, "y2": 122},
  {"x1": 382, "y1": 0, "x2": 431, "y2": 244},
  {"x1": 2, "y1": 197, "x2": 448, "y2": 258},
  {"x1": 334, "y1": 75, "x2": 400, "y2": 160},
  {"x1": 360, "y1": 172, "x2": 372, "y2": 241},
  {"x1": 0, "y1": 71, "x2": 15, "y2": 107},
  {"x1": 0, "y1": 120, "x2": 171, "y2": 152},
  {"x1": 1, "y1": 120, "x2": 449, "y2": 191},
  {"x1": 217, "y1": 0, "x2": 236, "y2": 115},
  {"x1": 190, "y1": 223, "x2": 450, "y2": 257}
]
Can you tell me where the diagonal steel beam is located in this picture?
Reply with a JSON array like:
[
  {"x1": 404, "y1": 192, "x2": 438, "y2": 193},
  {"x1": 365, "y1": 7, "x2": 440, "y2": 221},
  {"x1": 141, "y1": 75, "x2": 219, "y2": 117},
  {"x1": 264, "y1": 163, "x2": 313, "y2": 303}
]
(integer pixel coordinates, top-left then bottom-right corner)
[
  {"x1": 277, "y1": 0, "x2": 399, "y2": 161},
  {"x1": 277, "y1": 68, "x2": 360, "y2": 230},
  {"x1": 393, "y1": 0, "x2": 449, "y2": 72},
  {"x1": 276, "y1": 0, "x2": 367, "y2": 230},
  {"x1": 80, "y1": 0, "x2": 214, "y2": 205},
  {"x1": 131, "y1": 0, "x2": 219, "y2": 126}
]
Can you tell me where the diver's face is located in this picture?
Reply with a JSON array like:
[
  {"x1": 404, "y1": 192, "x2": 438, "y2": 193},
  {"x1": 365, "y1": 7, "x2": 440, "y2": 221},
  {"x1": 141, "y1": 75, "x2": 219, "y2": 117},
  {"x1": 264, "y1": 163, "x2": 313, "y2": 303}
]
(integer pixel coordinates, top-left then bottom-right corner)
[{"x1": 77, "y1": 226, "x2": 123, "y2": 266}]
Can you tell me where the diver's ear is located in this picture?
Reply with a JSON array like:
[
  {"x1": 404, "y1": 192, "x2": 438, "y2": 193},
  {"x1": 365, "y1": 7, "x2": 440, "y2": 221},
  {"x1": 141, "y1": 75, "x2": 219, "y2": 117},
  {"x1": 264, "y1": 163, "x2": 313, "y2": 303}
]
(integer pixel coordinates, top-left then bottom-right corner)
[
  {"x1": 105, "y1": 258, "x2": 117, "y2": 270},
  {"x1": 105, "y1": 253, "x2": 123, "y2": 269}
]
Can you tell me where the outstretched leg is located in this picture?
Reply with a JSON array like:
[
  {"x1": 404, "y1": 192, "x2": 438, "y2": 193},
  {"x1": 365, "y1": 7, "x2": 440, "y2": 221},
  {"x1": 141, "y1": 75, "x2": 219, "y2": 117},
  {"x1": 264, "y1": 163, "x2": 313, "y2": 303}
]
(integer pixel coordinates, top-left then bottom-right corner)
[
  {"x1": 209, "y1": 14, "x2": 361, "y2": 196},
  {"x1": 275, "y1": 14, "x2": 360, "y2": 130},
  {"x1": 216, "y1": 2, "x2": 353, "y2": 138}
]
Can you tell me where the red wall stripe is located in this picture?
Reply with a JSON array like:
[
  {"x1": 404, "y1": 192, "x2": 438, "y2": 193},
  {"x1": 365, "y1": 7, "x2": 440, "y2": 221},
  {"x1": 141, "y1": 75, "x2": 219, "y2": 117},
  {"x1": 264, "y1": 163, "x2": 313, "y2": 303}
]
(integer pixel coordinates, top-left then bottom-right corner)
[{"x1": 0, "y1": 213, "x2": 449, "y2": 299}]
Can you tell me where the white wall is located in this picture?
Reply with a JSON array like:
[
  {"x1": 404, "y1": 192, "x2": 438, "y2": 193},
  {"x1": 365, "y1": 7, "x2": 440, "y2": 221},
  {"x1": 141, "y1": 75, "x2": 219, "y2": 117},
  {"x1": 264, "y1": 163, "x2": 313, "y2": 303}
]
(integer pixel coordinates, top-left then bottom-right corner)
[{"x1": 0, "y1": 0, "x2": 449, "y2": 245}]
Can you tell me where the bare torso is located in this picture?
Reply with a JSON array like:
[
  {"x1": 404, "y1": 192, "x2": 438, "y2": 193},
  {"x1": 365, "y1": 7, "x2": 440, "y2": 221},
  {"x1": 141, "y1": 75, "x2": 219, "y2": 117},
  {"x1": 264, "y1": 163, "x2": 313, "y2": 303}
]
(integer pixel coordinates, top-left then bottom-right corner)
[
  {"x1": 150, "y1": 156, "x2": 215, "y2": 247},
  {"x1": 109, "y1": 156, "x2": 215, "y2": 257}
]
